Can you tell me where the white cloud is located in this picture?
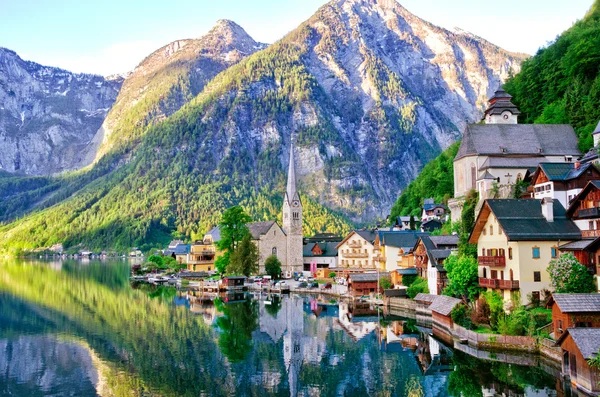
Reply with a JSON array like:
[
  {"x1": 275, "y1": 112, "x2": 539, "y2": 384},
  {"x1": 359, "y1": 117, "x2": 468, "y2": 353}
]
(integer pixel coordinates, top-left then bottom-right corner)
[{"x1": 26, "y1": 40, "x2": 161, "y2": 76}]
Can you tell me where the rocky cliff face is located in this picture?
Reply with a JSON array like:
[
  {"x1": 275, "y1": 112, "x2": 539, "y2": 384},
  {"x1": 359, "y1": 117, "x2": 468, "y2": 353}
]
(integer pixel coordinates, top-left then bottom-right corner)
[
  {"x1": 0, "y1": 48, "x2": 122, "y2": 175},
  {"x1": 87, "y1": 19, "x2": 267, "y2": 164}
]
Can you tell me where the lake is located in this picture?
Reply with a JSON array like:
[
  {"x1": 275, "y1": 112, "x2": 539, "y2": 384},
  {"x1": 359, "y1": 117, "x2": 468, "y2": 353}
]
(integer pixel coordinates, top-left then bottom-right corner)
[{"x1": 0, "y1": 259, "x2": 577, "y2": 396}]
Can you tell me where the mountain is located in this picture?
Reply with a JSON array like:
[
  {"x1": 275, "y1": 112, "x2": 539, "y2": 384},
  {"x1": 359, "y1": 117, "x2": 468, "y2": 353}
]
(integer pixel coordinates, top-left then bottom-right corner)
[
  {"x1": 504, "y1": 0, "x2": 600, "y2": 152},
  {"x1": 0, "y1": 0, "x2": 525, "y2": 253},
  {"x1": 0, "y1": 48, "x2": 122, "y2": 175},
  {"x1": 84, "y1": 19, "x2": 267, "y2": 166}
]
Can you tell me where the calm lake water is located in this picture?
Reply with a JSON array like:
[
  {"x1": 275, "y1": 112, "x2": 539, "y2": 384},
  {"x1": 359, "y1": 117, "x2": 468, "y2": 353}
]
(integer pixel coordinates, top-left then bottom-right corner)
[{"x1": 0, "y1": 259, "x2": 576, "y2": 396}]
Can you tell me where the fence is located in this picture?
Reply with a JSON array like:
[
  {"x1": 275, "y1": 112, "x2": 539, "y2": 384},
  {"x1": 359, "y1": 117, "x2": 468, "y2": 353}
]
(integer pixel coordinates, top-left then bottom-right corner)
[{"x1": 452, "y1": 324, "x2": 537, "y2": 352}]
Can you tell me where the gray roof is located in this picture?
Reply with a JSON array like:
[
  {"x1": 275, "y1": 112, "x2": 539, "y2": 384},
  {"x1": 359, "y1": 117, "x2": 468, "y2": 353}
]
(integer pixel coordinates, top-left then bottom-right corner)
[
  {"x1": 552, "y1": 294, "x2": 600, "y2": 313},
  {"x1": 563, "y1": 328, "x2": 600, "y2": 359},
  {"x1": 484, "y1": 199, "x2": 581, "y2": 241},
  {"x1": 456, "y1": 124, "x2": 580, "y2": 161},
  {"x1": 536, "y1": 162, "x2": 595, "y2": 182},
  {"x1": 559, "y1": 239, "x2": 597, "y2": 250},
  {"x1": 379, "y1": 231, "x2": 428, "y2": 250},
  {"x1": 429, "y1": 295, "x2": 462, "y2": 316},
  {"x1": 430, "y1": 249, "x2": 452, "y2": 261},
  {"x1": 397, "y1": 268, "x2": 418, "y2": 275},
  {"x1": 303, "y1": 241, "x2": 338, "y2": 258},
  {"x1": 479, "y1": 157, "x2": 545, "y2": 171},
  {"x1": 248, "y1": 221, "x2": 280, "y2": 239},
  {"x1": 429, "y1": 235, "x2": 459, "y2": 247},
  {"x1": 355, "y1": 230, "x2": 378, "y2": 243},
  {"x1": 414, "y1": 293, "x2": 437, "y2": 303},
  {"x1": 349, "y1": 272, "x2": 390, "y2": 283},
  {"x1": 594, "y1": 120, "x2": 600, "y2": 135},
  {"x1": 165, "y1": 243, "x2": 190, "y2": 256},
  {"x1": 205, "y1": 226, "x2": 221, "y2": 242},
  {"x1": 414, "y1": 235, "x2": 457, "y2": 272}
]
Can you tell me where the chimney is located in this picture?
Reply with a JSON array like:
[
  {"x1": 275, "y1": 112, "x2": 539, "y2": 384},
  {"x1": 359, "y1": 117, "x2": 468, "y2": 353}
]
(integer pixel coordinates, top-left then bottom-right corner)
[
  {"x1": 541, "y1": 198, "x2": 554, "y2": 222},
  {"x1": 575, "y1": 161, "x2": 581, "y2": 170}
]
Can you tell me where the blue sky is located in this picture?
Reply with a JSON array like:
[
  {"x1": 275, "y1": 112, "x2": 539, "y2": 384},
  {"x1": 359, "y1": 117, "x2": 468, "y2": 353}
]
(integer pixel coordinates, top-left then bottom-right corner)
[{"x1": 0, "y1": 0, "x2": 593, "y2": 76}]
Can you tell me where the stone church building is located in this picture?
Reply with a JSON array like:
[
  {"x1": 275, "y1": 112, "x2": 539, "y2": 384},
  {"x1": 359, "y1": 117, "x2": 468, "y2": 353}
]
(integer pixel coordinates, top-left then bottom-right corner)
[{"x1": 249, "y1": 144, "x2": 304, "y2": 277}]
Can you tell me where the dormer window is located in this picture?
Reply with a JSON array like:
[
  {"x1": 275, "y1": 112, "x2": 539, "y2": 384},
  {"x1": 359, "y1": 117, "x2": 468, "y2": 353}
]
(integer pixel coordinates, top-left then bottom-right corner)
[{"x1": 565, "y1": 156, "x2": 573, "y2": 162}]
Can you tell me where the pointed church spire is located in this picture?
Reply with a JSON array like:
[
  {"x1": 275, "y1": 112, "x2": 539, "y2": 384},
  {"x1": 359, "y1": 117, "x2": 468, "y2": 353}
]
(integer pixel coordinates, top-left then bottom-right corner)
[{"x1": 286, "y1": 142, "x2": 297, "y2": 203}]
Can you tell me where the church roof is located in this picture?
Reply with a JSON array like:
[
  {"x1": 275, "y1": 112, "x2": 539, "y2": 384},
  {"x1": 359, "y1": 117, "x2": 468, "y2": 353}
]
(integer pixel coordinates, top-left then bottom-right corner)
[
  {"x1": 478, "y1": 157, "x2": 547, "y2": 171},
  {"x1": 593, "y1": 120, "x2": 600, "y2": 135},
  {"x1": 248, "y1": 221, "x2": 282, "y2": 239},
  {"x1": 455, "y1": 124, "x2": 580, "y2": 161},
  {"x1": 285, "y1": 143, "x2": 299, "y2": 204}
]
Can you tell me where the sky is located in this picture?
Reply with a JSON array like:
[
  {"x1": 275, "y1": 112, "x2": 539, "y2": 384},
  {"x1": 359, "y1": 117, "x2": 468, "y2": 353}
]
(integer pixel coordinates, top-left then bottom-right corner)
[{"x1": 0, "y1": 0, "x2": 593, "y2": 76}]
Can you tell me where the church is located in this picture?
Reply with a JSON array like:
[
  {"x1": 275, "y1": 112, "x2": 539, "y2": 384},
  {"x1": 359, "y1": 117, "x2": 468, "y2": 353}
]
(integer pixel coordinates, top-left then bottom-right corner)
[{"x1": 249, "y1": 144, "x2": 304, "y2": 278}]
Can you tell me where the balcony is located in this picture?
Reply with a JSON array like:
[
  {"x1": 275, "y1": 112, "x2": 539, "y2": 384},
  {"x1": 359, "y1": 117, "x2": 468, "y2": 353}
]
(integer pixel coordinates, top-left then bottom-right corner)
[
  {"x1": 373, "y1": 256, "x2": 387, "y2": 262},
  {"x1": 343, "y1": 252, "x2": 369, "y2": 258},
  {"x1": 578, "y1": 207, "x2": 600, "y2": 219},
  {"x1": 479, "y1": 278, "x2": 520, "y2": 290},
  {"x1": 583, "y1": 230, "x2": 600, "y2": 238},
  {"x1": 347, "y1": 242, "x2": 362, "y2": 248},
  {"x1": 478, "y1": 256, "x2": 506, "y2": 267},
  {"x1": 479, "y1": 278, "x2": 498, "y2": 288}
]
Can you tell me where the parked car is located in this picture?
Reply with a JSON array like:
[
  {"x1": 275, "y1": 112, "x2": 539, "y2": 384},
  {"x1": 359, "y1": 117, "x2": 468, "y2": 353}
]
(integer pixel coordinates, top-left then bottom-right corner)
[
  {"x1": 323, "y1": 283, "x2": 332, "y2": 289},
  {"x1": 298, "y1": 277, "x2": 307, "y2": 283},
  {"x1": 298, "y1": 281, "x2": 308, "y2": 288},
  {"x1": 309, "y1": 282, "x2": 319, "y2": 289},
  {"x1": 275, "y1": 281, "x2": 287, "y2": 287}
]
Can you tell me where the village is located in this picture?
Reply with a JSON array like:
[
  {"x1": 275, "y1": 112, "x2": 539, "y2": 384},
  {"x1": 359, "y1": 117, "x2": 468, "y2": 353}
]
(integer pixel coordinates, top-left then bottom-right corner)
[{"x1": 115, "y1": 90, "x2": 600, "y2": 395}]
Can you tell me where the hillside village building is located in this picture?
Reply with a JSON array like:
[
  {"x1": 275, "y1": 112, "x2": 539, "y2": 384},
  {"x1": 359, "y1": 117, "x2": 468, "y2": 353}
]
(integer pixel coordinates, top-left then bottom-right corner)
[
  {"x1": 470, "y1": 199, "x2": 581, "y2": 306},
  {"x1": 449, "y1": 89, "x2": 580, "y2": 222},
  {"x1": 414, "y1": 235, "x2": 459, "y2": 295},
  {"x1": 336, "y1": 230, "x2": 381, "y2": 271}
]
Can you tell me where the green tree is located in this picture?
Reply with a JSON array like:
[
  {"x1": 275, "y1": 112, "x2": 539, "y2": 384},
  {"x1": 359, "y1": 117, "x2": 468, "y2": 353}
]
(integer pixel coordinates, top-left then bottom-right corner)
[
  {"x1": 380, "y1": 276, "x2": 392, "y2": 290},
  {"x1": 228, "y1": 234, "x2": 259, "y2": 277},
  {"x1": 443, "y1": 254, "x2": 481, "y2": 301},
  {"x1": 547, "y1": 252, "x2": 596, "y2": 293},
  {"x1": 214, "y1": 299, "x2": 259, "y2": 363},
  {"x1": 409, "y1": 215, "x2": 416, "y2": 230},
  {"x1": 407, "y1": 277, "x2": 429, "y2": 298},
  {"x1": 458, "y1": 190, "x2": 478, "y2": 257},
  {"x1": 264, "y1": 255, "x2": 282, "y2": 279},
  {"x1": 216, "y1": 206, "x2": 252, "y2": 274}
]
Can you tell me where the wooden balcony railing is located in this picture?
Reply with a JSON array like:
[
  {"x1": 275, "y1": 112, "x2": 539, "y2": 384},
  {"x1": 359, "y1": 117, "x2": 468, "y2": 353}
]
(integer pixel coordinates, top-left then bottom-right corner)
[
  {"x1": 582, "y1": 230, "x2": 600, "y2": 238},
  {"x1": 478, "y1": 256, "x2": 506, "y2": 267},
  {"x1": 347, "y1": 242, "x2": 362, "y2": 248},
  {"x1": 479, "y1": 278, "x2": 520, "y2": 290}
]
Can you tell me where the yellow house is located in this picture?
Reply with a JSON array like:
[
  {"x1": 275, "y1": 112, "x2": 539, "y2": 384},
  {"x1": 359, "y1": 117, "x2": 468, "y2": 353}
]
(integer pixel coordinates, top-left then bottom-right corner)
[
  {"x1": 186, "y1": 240, "x2": 216, "y2": 272},
  {"x1": 470, "y1": 198, "x2": 581, "y2": 306},
  {"x1": 336, "y1": 230, "x2": 383, "y2": 271}
]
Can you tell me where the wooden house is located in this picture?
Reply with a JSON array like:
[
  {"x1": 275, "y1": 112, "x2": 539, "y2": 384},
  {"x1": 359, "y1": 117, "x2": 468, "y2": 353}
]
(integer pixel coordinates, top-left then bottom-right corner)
[
  {"x1": 530, "y1": 162, "x2": 600, "y2": 210},
  {"x1": 347, "y1": 272, "x2": 390, "y2": 297},
  {"x1": 548, "y1": 294, "x2": 600, "y2": 339},
  {"x1": 413, "y1": 235, "x2": 459, "y2": 295},
  {"x1": 556, "y1": 328, "x2": 600, "y2": 395},
  {"x1": 222, "y1": 276, "x2": 246, "y2": 290},
  {"x1": 430, "y1": 295, "x2": 461, "y2": 344}
]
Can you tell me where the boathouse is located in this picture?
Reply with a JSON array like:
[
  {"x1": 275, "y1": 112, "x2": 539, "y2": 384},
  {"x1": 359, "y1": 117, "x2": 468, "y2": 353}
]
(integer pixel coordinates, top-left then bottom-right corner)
[
  {"x1": 556, "y1": 328, "x2": 600, "y2": 395},
  {"x1": 430, "y1": 295, "x2": 461, "y2": 344},
  {"x1": 347, "y1": 272, "x2": 390, "y2": 297},
  {"x1": 222, "y1": 276, "x2": 246, "y2": 290},
  {"x1": 548, "y1": 294, "x2": 600, "y2": 338}
]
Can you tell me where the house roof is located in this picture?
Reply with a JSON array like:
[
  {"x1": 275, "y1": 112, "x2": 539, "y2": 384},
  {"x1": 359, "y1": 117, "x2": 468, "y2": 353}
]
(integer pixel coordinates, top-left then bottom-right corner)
[
  {"x1": 423, "y1": 198, "x2": 447, "y2": 211},
  {"x1": 551, "y1": 294, "x2": 600, "y2": 313},
  {"x1": 566, "y1": 180, "x2": 600, "y2": 217},
  {"x1": 248, "y1": 221, "x2": 282, "y2": 239},
  {"x1": 205, "y1": 226, "x2": 221, "y2": 242},
  {"x1": 305, "y1": 233, "x2": 342, "y2": 243},
  {"x1": 557, "y1": 328, "x2": 600, "y2": 360},
  {"x1": 455, "y1": 124, "x2": 580, "y2": 161},
  {"x1": 167, "y1": 244, "x2": 190, "y2": 255},
  {"x1": 396, "y1": 268, "x2": 418, "y2": 275},
  {"x1": 379, "y1": 231, "x2": 428, "y2": 251},
  {"x1": 413, "y1": 235, "x2": 457, "y2": 273},
  {"x1": 533, "y1": 162, "x2": 596, "y2": 183},
  {"x1": 469, "y1": 199, "x2": 581, "y2": 243},
  {"x1": 594, "y1": 120, "x2": 600, "y2": 135},
  {"x1": 559, "y1": 238, "x2": 600, "y2": 251},
  {"x1": 429, "y1": 295, "x2": 462, "y2": 316},
  {"x1": 303, "y1": 241, "x2": 339, "y2": 258},
  {"x1": 429, "y1": 235, "x2": 459, "y2": 247},
  {"x1": 349, "y1": 272, "x2": 390, "y2": 283}
]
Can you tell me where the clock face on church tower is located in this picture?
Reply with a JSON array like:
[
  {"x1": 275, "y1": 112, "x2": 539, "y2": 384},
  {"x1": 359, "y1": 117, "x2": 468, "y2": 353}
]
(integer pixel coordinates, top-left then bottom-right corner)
[{"x1": 292, "y1": 200, "x2": 299, "y2": 207}]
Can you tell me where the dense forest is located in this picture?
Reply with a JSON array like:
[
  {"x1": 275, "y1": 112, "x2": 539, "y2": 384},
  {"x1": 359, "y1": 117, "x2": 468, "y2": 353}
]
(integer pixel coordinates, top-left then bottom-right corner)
[
  {"x1": 388, "y1": 142, "x2": 459, "y2": 219},
  {"x1": 504, "y1": 0, "x2": 600, "y2": 152}
]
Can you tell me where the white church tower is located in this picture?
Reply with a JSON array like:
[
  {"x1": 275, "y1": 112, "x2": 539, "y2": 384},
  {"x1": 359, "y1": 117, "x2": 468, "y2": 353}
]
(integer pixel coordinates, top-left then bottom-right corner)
[{"x1": 282, "y1": 143, "x2": 304, "y2": 277}]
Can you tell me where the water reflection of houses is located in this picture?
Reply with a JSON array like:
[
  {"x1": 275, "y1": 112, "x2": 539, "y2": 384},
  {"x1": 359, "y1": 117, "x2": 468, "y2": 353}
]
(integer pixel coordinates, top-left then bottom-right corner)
[{"x1": 336, "y1": 301, "x2": 379, "y2": 341}]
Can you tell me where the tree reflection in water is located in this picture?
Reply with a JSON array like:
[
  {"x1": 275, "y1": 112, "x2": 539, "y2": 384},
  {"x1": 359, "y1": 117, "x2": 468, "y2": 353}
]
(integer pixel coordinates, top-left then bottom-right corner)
[{"x1": 214, "y1": 298, "x2": 259, "y2": 363}]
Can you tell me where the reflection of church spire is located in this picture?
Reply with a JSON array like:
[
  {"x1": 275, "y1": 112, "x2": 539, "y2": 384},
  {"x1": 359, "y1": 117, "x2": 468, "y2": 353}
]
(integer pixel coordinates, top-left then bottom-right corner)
[
  {"x1": 283, "y1": 298, "x2": 303, "y2": 396},
  {"x1": 285, "y1": 142, "x2": 298, "y2": 204}
]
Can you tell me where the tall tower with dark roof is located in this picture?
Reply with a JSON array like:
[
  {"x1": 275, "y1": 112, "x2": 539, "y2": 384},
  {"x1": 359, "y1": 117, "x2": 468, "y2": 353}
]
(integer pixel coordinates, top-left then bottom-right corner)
[
  {"x1": 282, "y1": 143, "x2": 303, "y2": 276},
  {"x1": 482, "y1": 89, "x2": 520, "y2": 124}
]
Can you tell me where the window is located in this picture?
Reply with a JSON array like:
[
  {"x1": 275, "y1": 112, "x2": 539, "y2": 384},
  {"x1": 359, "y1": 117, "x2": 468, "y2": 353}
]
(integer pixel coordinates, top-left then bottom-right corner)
[
  {"x1": 551, "y1": 247, "x2": 557, "y2": 259},
  {"x1": 471, "y1": 163, "x2": 476, "y2": 190},
  {"x1": 483, "y1": 228, "x2": 487, "y2": 236},
  {"x1": 490, "y1": 225, "x2": 494, "y2": 235},
  {"x1": 499, "y1": 248, "x2": 505, "y2": 257},
  {"x1": 491, "y1": 270, "x2": 498, "y2": 279},
  {"x1": 483, "y1": 268, "x2": 487, "y2": 278},
  {"x1": 532, "y1": 247, "x2": 541, "y2": 259},
  {"x1": 482, "y1": 248, "x2": 486, "y2": 256},
  {"x1": 558, "y1": 319, "x2": 563, "y2": 330},
  {"x1": 596, "y1": 220, "x2": 600, "y2": 230},
  {"x1": 293, "y1": 212, "x2": 299, "y2": 220},
  {"x1": 508, "y1": 247, "x2": 513, "y2": 260},
  {"x1": 576, "y1": 322, "x2": 593, "y2": 328},
  {"x1": 534, "y1": 271, "x2": 541, "y2": 282},
  {"x1": 590, "y1": 221, "x2": 595, "y2": 230},
  {"x1": 272, "y1": 247, "x2": 277, "y2": 256},
  {"x1": 274, "y1": 230, "x2": 276, "y2": 236},
  {"x1": 499, "y1": 227, "x2": 503, "y2": 235},
  {"x1": 516, "y1": 173, "x2": 523, "y2": 182}
]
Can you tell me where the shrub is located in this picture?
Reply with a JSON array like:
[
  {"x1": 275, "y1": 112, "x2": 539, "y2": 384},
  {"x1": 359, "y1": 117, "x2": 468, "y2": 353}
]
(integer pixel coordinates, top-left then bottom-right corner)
[
  {"x1": 548, "y1": 252, "x2": 596, "y2": 293},
  {"x1": 328, "y1": 272, "x2": 336, "y2": 278},
  {"x1": 402, "y1": 274, "x2": 417, "y2": 287},
  {"x1": 451, "y1": 303, "x2": 473, "y2": 329},
  {"x1": 497, "y1": 307, "x2": 536, "y2": 336},
  {"x1": 471, "y1": 296, "x2": 491, "y2": 325},
  {"x1": 380, "y1": 277, "x2": 392, "y2": 290},
  {"x1": 484, "y1": 291, "x2": 505, "y2": 331},
  {"x1": 407, "y1": 277, "x2": 429, "y2": 299}
]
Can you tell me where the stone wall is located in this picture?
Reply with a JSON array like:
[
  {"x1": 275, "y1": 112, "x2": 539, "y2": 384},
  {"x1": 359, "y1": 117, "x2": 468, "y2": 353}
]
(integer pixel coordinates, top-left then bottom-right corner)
[{"x1": 256, "y1": 226, "x2": 288, "y2": 274}]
